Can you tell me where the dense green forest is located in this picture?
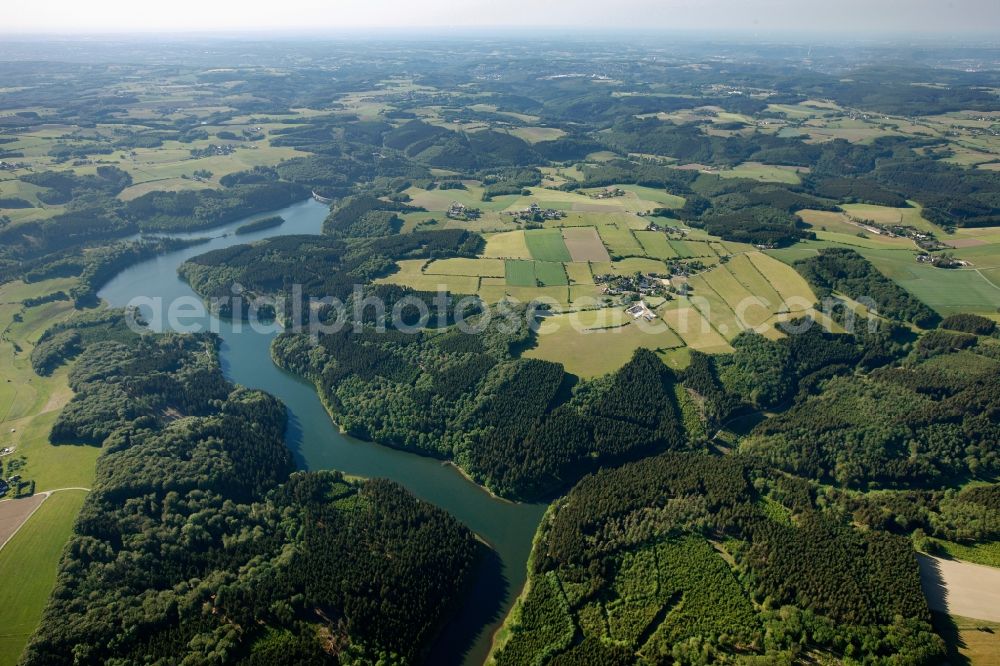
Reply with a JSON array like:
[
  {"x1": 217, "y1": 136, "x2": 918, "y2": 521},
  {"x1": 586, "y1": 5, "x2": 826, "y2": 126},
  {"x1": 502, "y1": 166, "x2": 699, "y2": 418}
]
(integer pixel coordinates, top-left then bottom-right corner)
[
  {"x1": 235, "y1": 214, "x2": 285, "y2": 235},
  {"x1": 495, "y1": 452, "x2": 943, "y2": 665},
  {"x1": 742, "y1": 338, "x2": 1000, "y2": 488},
  {"x1": 271, "y1": 313, "x2": 696, "y2": 500},
  {"x1": 23, "y1": 329, "x2": 480, "y2": 665}
]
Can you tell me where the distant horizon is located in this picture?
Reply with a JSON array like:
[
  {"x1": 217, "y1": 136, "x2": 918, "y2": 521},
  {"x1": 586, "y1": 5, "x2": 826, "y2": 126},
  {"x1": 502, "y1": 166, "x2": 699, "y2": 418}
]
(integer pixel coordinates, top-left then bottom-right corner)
[
  {"x1": 3, "y1": 0, "x2": 1000, "y2": 39},
  {"x1": 0, "y1": 26, "x2": 999, "y2": 46}
]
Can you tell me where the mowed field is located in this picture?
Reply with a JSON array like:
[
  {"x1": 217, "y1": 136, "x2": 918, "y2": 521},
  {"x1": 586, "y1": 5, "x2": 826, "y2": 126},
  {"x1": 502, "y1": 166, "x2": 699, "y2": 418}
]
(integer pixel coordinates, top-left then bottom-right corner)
[
  {"x1": 933, "y1": 614, "x2": 1000, "y2": 666},
  {"x1": 525, "y1": 307, "x2": 685, "y2": 377},
  {"x1": 0, "y1": 494, "x2": 47, "y2": 549},
  {"x1": 524, "y1": 229, "x2": 572, "y2": 262},
  {"x1": 482, "y1": 230, "x2": 532, "y2": 259},
  {"x1": 504, "y1": 260, "x2": 567, "y2": 287},
  {"x1": 0, "y1": 490, "x2": 89, "y2": 666},
  {"x1": 0, "y1": 277, "x2": 103, "y2": 666},
  {"x1": 797, "y1": 209, "x2": 918, "y2": 250}
]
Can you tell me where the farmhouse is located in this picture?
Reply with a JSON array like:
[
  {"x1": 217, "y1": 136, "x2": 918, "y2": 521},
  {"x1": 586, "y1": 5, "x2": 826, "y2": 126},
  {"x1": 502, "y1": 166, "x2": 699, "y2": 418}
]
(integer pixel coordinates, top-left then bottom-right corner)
[
  {"x1": 512, "y1": 202, "x2": 565, "y2": 222},
  {"x1": 625, "y1": 300, "x2": 657, "y2": 321},
  {"x1": 447, "y1": 202, "x2": 481, "y2": 220},
  {"x1": 590, "y1": 187, "x2": 625, "y2": 199}
]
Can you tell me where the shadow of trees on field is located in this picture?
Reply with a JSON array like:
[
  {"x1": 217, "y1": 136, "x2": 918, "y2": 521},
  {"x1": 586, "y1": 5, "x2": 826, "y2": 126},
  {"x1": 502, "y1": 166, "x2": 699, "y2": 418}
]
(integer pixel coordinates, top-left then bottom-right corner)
[{"x1": 920, "y1": 555, "x2": 971, "y2": 666}]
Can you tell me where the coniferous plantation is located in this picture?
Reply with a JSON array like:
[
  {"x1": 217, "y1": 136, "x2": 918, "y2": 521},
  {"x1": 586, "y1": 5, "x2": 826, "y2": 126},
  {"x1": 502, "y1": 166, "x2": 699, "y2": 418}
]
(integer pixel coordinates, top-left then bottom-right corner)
[
  {"x1": 494, "y1": 454, "x2": 942, "y2": 665},
  {"x1": 1, "y1": 25, "x2": 1000, "y2": 666}
]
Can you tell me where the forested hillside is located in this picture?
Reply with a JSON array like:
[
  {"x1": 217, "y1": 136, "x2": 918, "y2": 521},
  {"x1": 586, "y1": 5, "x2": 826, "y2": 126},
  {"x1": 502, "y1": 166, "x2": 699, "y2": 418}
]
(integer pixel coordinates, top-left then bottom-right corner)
[
  {"x1": 272, "y1": 313, "x2": 696, "y2": 500},
  {"x1": 21, "y1": 331, "x2": 480, "y2": 665},
  {"x1": 494, "y1": 452, "x2": 943, "y2": 665}
]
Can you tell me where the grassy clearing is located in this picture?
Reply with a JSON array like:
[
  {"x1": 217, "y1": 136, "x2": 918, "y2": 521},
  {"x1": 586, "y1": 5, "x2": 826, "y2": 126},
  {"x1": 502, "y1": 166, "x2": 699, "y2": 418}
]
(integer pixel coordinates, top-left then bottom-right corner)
[
  {"x1": 506, "y1": 126, "x2": 566, "y2": 143},
  {"x1": 500, "y1": 188, "x2": 584, "y2": 213},
  {"x1": 718, "y1": 162, "x2": 804, "y2": 184},
  {"x1": 769, "y1": 239, "x2": 1000, "y2": 317},
  {"x1": 618, "y1": 185, "x2": 686, "y2": 209},
  {"x1": 813, "y1": 229, "x2": 918, "y2": 250},
  {"x1": 840, "y1": 203, "x2": 938, "y2": 233},
  {"x1": 405, "y1": 183, "x2": 518, "y2": 213},
  {"x1": 798, "y1": 210, "x2": 916, "y2": 249},
  {"x1": 117, "y1": 177, "x2": 213, "y2": 201},
  {"x1": 375, "y1": 259, "x2": 479, "y2": 294},
  {"x1": 0, "y1": 279, "x2": 101, "y2": 493},
  {"x1": 524, "y1": 229, "x2": 572, "y2": 262},
  {"x1": 0, "y1": 489, "x2": 89, "y2": 666},
  {"x1": 857, "y1": 247, "x2": 1000, "y2": 317},
  {"x1": 0, "y1": 279, "x2": 99, "y2": 666}
]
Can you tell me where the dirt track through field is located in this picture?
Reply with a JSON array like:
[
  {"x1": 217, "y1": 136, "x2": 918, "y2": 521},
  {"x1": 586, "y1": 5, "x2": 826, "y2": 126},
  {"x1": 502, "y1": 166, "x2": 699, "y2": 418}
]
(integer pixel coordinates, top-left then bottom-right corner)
[
  {"x1": 918, "y1": 554, "x2": 1000, "y2": 622},
  {"x1": 0, "y1": 494, "x2": 47, "y2": 550}
]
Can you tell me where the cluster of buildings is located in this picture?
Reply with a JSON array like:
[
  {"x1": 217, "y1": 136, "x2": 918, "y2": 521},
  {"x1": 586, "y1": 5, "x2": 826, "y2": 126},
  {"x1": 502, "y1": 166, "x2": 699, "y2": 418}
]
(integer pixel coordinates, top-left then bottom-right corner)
[
  {"x1": 0, "y1": 474, "x2": 20, "y2": 498},
  {"x1": 189, "y1": 144, "x2": 237, "y2": 158},
  {"x1": 625, "y1": 300, "x2": 657, "y2": 321},
  {"x1": 447, "y1": 202, "x2": 482, "y2": 220},
  {"x1": 0, "y1": 160, "x2": 27, "y2": 171},
  {"x1": 589, "y1": 187, "x2": 625, "y2": 200},
  {"x1": 596, "y1": 272, "x2": 670, "y2": 298},
  {"x1": 849, "y1": 216, "x2": 946, "y2": 251},
  {"x1": 916, "y1": 252, "x2": 969, "y2": 268},
  {"x1": 645, "y1": 221, "x2": 688, "y2": 235},
  {"x1": 510, "y1": 202, "x2": 565, "y2": 223}
]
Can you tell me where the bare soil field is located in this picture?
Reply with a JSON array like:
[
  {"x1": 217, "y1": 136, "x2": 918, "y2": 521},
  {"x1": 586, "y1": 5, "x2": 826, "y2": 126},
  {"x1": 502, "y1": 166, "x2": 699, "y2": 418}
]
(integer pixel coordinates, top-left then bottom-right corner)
[
  {"x1": 919, "y1": 554, "x2": 1000, "y2": 622},
  {"x1": 0, "y1": 494, "x2": 47, "y2": 550},
  {"x1": 946, "y1": 237, "x2": 988, "y2": 248},
  {"x1": 562, "y1": 227, "x2": 611, "y2": 262}
]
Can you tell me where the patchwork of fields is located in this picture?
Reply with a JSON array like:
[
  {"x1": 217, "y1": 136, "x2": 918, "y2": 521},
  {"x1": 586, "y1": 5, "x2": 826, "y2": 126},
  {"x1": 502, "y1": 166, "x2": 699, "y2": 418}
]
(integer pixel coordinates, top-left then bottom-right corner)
[
  {"x1": 381, "y1": 174, "x2": 1000, "y2": 377},
  {"x1": 378, "y1": 183, "x2": 831, "y2": 376}
]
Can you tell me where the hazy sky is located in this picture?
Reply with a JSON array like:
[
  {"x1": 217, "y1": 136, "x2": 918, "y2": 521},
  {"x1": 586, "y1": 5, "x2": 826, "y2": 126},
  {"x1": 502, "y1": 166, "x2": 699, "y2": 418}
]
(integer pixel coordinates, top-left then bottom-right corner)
[{"x1": 2, "y1": 0, "x2": 998, "y2": 35}]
